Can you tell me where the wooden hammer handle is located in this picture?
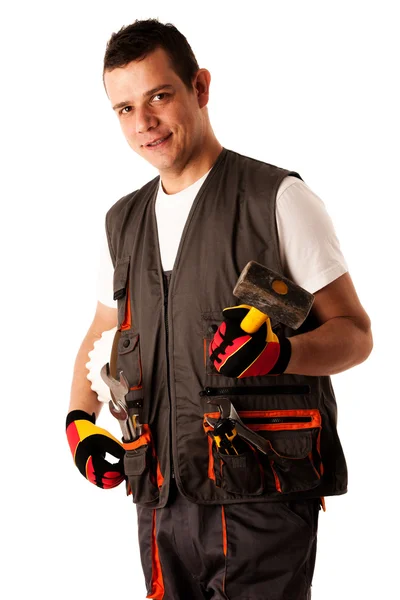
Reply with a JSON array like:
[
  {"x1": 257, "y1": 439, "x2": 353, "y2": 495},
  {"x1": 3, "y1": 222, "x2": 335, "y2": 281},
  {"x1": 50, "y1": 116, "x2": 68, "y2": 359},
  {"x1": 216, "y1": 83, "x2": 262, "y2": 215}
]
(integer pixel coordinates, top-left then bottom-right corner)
[{"x1": 240, "y1": 307, "x2": 269, "y2": 334}]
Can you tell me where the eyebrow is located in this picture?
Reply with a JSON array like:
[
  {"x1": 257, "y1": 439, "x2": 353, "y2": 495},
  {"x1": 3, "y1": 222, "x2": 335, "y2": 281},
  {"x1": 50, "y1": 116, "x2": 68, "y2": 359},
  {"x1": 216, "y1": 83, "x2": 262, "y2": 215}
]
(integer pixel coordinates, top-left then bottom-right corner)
[{"x1": 112, "y1": 85, "x2": 174, "y2": 111}]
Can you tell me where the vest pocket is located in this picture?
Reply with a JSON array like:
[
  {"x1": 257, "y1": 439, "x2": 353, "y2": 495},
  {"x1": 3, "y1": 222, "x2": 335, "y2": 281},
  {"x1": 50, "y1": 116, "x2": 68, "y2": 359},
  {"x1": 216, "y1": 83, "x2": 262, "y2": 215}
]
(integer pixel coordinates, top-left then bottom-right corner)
[
  {"x1": 123, "y1": 426, "x2": 164, "y2": 504},
  {"x1": 204, "y1": 409, "x2": 323, "y2": 496},
  {"x1": 218, "y1": 448, "x2": 264, "y2": 496},
  {"x1": 116, "y1": 331, "x2": 142, "y2": 389},
  {"x1": 243, "y1": 409, "x2": 323, "y2": 494},
  {"x1": 203, "y1": 417, "x2": 264, "y2": 496},
  {"x1": 266, "y1": 430, "x2": 321, "y2": 493}
]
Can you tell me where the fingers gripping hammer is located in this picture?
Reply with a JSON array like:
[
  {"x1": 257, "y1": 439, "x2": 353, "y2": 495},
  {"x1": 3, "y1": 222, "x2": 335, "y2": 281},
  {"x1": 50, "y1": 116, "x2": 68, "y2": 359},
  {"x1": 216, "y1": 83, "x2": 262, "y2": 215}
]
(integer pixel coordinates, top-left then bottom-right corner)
[{"x1": 233, "y1": 261, "x2": 315, "y2": 334}]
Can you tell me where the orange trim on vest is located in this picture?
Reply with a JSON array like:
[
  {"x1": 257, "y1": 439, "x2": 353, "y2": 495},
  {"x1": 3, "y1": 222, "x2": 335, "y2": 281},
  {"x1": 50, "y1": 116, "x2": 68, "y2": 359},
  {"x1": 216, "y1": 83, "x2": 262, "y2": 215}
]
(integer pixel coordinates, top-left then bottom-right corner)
[
  {"x1": 146, "y1": 510, "x2": 165, "y2": 600},
  {"x1": 270, "y1": 461, "x2": 282, "y2": 492},
  {"x1": 121, "y1": 282, "x2": 131, "y2": 331},
  {"x1": 130, "y1": 354, "x2": 143, "y2": 390},
  {"x1": 122, "y1": 426, "x2": 152, "y2": 451},
  {"x1": 203, "y1": 412, "x2": 220, "y2": 429},
  {"x1": 203, "y1": 415, "x2": 218, "y2": 482},
  {"x1": 203, "y1": 409, "x2": 323, "y2": 488},
  {"x1": 203, "y1": 409, "x2": 321, "y2": 432},
  {"x1": 122, "y1": 426, "x2": 164, "y2": 488},
  {"x1": 156, "y1": 461, "x2": 164, "y2": 488},
  {"x1": 308, "y1": 452, "x2": 321, "y2": 479},
  {"x1": 208, "y1": 435, "x2": 216, "y2": 481}
]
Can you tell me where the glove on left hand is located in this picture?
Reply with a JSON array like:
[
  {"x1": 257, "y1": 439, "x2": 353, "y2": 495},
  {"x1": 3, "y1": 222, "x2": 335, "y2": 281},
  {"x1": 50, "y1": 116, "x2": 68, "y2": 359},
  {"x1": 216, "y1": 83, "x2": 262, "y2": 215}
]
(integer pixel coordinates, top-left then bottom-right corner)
[
  {"x1": 209, "y1": 305, "x2": 292, "y2": 378},
  {"x1": 66, "y1": 410, "x2": 125, "y2": 489}
]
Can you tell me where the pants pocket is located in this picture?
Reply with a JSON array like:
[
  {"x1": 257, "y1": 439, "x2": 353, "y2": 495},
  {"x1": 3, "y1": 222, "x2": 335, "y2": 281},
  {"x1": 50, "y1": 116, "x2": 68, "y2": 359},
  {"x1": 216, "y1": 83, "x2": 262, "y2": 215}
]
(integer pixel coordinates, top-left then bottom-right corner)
[
  {"x1": 123, "y1": 425, "x2": 164, "y2": 505},
  {"x1": 280, "y1": 499, "x2": 320, "y2": 534}
]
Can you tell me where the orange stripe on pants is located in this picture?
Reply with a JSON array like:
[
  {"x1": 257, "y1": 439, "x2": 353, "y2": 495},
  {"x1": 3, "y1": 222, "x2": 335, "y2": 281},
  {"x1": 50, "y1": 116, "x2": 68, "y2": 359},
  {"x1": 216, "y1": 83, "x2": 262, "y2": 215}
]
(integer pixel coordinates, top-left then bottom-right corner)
[
  {"x1": 221, "y1": 506, "x2": 227, "y2": 594},
  {"x1": 146, "y1": 510, "x2": 165, "y2": 600}
]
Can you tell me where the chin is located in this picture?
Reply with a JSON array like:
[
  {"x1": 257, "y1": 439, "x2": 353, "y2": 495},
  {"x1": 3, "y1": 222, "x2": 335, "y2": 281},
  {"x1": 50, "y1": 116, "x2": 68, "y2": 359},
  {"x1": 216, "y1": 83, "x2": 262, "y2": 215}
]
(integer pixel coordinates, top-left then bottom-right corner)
[
  {"x1": 137, "y1": 146, "x2": 179, "y2": 171},
  {"x1": 154, "y1": 155, "x2": 177, "y2": 170}
]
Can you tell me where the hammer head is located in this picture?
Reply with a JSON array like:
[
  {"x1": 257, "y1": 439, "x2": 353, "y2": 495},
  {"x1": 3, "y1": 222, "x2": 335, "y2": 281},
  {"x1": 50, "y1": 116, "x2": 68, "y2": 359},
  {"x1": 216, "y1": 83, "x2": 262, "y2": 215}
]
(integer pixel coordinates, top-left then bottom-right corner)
[{"x1": 233, "y1": 261, "x2": 314, "y2": 330}]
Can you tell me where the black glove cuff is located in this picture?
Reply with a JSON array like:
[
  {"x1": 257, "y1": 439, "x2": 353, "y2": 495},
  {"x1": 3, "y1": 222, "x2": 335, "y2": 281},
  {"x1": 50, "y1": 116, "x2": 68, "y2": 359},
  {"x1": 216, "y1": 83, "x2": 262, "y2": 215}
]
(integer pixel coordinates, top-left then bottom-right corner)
[
  {"x1": 66, "y1": 410, "x2": 96, "y2": 429},
  {"x1": 269, "y1": 336, "x2": 292, "y2": 374}
]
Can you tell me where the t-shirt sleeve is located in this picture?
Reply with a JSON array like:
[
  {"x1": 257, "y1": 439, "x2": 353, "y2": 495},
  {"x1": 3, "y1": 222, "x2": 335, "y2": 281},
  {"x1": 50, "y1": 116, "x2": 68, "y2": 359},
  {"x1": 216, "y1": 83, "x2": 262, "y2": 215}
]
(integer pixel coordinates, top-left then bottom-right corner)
[
  {"x1": 276, "y1": 176, "x2": 348, "y2": 293},
  {"x1": 96, "y1": 232, "x2": 117, "y2": 308}
]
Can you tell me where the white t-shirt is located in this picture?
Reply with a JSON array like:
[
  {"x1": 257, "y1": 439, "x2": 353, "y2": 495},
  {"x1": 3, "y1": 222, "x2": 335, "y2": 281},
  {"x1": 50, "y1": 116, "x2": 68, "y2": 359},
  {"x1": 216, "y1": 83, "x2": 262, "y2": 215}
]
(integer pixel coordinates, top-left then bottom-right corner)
[{"x1": 96, "y1": 174, "x2": 348, "y2": 308}]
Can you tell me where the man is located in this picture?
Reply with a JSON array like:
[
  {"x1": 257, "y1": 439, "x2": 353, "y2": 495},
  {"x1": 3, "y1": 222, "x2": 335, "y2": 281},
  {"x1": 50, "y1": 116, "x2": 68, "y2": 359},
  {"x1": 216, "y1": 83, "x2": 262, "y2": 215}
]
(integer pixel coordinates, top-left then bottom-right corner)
[{"x1": 67, "y1": 18, "x2": 373, "y2": 600}]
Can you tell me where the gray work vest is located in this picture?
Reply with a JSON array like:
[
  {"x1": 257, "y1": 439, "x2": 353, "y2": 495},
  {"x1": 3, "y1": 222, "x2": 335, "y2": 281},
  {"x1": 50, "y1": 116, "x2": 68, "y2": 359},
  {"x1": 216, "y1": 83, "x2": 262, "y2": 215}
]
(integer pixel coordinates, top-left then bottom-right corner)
[{"x1": 106, "y1": 148, "x2": 348, "y2": 508}]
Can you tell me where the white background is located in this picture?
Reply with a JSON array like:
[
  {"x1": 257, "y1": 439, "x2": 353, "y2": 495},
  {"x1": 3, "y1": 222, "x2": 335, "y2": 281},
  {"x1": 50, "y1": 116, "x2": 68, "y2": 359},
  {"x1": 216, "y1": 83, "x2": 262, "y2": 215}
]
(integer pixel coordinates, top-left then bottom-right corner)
[{"x1": 1, "y1": 1, "x2": 399, "y2": 599}]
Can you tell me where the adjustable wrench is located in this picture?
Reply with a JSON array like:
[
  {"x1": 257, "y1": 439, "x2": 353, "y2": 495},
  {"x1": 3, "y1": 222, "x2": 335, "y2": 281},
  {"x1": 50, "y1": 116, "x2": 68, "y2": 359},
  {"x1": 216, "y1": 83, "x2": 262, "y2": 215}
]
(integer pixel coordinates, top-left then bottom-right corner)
[
  {"x1": 206, "y1": 397, "x2": 272, "y2": 455},
  {"x1": 100, "y1": 363, "x2": 142, "y2": 442}
]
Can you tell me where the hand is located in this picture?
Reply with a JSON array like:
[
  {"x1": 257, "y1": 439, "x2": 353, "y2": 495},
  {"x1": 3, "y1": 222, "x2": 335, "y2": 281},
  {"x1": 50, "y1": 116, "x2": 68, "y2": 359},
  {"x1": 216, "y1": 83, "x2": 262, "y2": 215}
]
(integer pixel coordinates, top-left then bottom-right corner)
[
  {"x1": 209, "y1": 305, "x2": 292, "y2": 378},
  {"x1": 66, "y1": 410, "x2": 125, "y2": 489}
]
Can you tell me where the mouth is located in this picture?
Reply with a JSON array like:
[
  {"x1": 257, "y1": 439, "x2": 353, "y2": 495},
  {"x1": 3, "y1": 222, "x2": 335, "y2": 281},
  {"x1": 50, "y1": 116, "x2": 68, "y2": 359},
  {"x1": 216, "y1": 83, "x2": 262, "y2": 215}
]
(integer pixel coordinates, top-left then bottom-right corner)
[{"x1": 144, "y1": 133, "x2": 172, "y2": 150}]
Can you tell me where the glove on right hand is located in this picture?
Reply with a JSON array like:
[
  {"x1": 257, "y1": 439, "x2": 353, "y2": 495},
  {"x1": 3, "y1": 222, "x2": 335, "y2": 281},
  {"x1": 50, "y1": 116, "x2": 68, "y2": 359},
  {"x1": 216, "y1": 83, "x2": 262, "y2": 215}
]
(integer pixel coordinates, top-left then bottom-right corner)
[
  {"x1": 209, "y1": 305, "x2": 292, "y2": 378},
  {"x1": 66, "y1": 410, "x2": 125, "y2": 489}
]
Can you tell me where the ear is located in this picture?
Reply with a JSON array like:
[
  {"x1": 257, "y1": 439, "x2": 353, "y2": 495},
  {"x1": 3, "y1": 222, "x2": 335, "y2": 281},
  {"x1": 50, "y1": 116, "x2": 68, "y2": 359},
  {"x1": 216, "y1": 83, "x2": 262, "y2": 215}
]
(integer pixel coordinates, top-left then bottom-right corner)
[{"x1": 193, "y1": 68, "x2": 211, "y2": 109}]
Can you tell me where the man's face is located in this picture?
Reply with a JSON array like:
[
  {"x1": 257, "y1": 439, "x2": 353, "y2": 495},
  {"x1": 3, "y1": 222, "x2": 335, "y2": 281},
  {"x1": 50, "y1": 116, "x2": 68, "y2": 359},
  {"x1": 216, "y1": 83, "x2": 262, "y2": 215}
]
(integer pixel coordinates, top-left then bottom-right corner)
[{"x1": 104, "y1": 48, "x2": 202, "y2": 173}]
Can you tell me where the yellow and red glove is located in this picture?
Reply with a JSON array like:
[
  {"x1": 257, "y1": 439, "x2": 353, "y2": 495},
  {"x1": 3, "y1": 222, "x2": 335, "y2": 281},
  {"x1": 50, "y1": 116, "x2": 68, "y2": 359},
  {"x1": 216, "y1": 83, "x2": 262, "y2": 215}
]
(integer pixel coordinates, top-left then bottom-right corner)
[
  {"x1": 209, "y1": 305, "x2": 292, "y2": 378},
  {"x1": 66, "y1": 410, "x2": 125, "y2": 489}
]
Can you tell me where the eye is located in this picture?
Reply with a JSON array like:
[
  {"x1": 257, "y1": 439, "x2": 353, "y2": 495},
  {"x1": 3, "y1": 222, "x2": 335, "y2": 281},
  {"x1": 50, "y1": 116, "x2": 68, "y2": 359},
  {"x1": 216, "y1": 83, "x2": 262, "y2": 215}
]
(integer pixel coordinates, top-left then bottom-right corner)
[
  {"x1": 119, "y1": 106, "x2": 132, "y2": 115},
  {"x1": 152, "y1": 93, "x2": 168, "y2": 102}
]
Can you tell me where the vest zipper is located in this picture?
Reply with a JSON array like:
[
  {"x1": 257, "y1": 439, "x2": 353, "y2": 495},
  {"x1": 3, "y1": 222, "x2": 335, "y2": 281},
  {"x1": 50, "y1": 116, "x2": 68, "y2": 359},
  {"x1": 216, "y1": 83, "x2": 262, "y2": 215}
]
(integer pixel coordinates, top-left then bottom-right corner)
[
  {"x1": 200, "y1": 385, "x2": 311, "y2": 397},
  {"x1": 241, "y1": 415, "x2": 312, "y2": 424},
  {"x1": 163, "y1": 272, "x2": 175, "y2": 479}
]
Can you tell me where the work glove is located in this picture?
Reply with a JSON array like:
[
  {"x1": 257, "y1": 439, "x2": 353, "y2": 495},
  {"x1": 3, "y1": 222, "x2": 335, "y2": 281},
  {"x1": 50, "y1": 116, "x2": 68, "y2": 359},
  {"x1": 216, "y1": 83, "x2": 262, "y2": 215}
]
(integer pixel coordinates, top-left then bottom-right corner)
[
  {"x1": 209, "y1": 305, "x2": 292, "y2": 378},
  {"x1": 66, "y1": 409, "x2": 125, "y2": 489}
]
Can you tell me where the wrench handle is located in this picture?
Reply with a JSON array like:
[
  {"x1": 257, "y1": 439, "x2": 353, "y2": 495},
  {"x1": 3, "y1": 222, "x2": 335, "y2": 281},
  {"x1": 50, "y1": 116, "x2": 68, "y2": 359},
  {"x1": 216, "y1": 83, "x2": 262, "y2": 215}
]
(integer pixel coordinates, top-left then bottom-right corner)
[
  {"x1": 109, "y1": 401, "x2": 135, "y2": 442},
  {"x1": 234, "y1": 421, "x2": 271, "y2": 455}
]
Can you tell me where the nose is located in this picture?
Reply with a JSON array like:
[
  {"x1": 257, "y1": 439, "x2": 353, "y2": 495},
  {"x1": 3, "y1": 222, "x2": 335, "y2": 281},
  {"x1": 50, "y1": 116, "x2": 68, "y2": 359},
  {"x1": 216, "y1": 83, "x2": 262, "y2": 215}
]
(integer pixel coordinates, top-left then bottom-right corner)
[{"x1": 135, "y1": 106, "x2": 158, "y2": 135}]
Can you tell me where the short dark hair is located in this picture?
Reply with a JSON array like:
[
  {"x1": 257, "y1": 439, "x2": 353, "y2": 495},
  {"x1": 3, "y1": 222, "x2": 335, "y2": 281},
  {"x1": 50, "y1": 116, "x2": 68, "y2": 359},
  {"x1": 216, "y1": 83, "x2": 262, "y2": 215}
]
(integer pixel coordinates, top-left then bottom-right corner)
[{"x1": 103, "y1": 18, "x2": 200, "y2": 90}]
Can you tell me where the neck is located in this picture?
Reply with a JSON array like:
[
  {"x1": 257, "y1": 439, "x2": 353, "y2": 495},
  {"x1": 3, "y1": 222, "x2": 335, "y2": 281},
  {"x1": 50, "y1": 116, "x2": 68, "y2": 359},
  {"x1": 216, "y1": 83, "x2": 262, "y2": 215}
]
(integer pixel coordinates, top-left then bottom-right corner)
[{"x1": 160, "y1": 136, "x2": 223, "y2": 194}]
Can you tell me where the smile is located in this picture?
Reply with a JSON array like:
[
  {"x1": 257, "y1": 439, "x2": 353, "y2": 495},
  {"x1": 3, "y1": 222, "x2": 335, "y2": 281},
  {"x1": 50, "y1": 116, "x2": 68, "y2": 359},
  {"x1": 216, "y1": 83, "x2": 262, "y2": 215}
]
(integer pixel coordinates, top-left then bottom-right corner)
[{"x1": 145, "y1": 133, "x2": 172, "y2": 149}]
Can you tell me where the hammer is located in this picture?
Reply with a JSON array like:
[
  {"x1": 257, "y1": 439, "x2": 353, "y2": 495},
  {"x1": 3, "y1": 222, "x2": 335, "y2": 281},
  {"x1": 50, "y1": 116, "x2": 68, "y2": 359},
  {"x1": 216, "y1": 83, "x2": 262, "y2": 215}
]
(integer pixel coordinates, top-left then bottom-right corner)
[{"x1": 233, "y1": 261, "x2": 314, "y2": 334}]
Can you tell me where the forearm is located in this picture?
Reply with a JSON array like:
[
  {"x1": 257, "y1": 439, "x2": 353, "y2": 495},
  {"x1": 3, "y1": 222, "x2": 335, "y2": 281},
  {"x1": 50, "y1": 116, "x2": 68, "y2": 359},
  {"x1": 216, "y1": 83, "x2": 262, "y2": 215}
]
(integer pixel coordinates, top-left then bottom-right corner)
[
  {"x1": 69, "y1": 332, "x2": 104, "y2": 420},
  {"x1": 285, "y1": 316, "x2": 373, "y2": 376}
]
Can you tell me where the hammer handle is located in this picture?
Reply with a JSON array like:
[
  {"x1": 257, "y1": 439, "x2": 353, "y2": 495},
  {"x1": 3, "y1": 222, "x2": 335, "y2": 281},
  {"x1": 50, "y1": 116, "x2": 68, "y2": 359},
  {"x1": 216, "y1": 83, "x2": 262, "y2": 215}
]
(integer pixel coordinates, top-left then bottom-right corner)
[{"x1": 240, "y1": 307, "x2": 269, "y2": 334}]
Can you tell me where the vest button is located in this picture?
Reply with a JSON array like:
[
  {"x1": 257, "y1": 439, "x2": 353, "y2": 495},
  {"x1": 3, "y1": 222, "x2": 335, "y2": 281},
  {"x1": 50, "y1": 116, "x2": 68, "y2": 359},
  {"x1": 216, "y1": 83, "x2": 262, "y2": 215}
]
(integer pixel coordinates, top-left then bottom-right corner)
[{"x1": 123, "y1": 339, "x2": 130, "y2": 348}]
